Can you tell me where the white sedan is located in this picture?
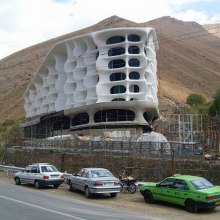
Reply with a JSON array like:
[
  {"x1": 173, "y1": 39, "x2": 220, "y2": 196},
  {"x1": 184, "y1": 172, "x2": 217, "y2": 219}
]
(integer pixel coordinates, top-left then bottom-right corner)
[
  {"x1": 69, "y1": 168, "x2": 120, "y2": 198},
  {"x1": 14, "y1": 163, "x2": 64, "y2": 189}
]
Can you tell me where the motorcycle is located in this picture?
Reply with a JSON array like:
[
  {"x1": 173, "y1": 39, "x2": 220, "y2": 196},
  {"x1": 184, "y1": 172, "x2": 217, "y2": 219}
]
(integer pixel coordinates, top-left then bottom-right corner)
[{"x1": 119, "y1": 174, "x2": 138, "y2": 193}]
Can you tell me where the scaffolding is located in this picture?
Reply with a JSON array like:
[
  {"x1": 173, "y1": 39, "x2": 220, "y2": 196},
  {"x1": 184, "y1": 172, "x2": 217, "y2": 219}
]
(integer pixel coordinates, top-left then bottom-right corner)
[
  {"x1": 168, "y1": 114, "x2": 220, "y2": 153},
  {"x1": 168, "y1": 114, "x2": 203, "y2": 143},
  {"x1": 203, "y1": 116, "x2": 220, "y2": 153}
]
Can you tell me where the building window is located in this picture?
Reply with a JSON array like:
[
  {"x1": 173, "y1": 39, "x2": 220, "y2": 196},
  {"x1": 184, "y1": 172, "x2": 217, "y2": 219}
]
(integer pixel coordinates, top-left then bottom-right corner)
[
  {"x1": 94, "y1": 109, "x2": 135, "y2": 122},
  {"x1": 128, "y1": 46, "x2": 140, "y2": 54},
  {"x1": 110, "y1": 85, "x2": 126, "y2": 94},
  {"x1": 112, "y1": 98, "x2": 126, "y2": 101},
  {"x1": 108, "y1": 59, "x2": 125, "y2": 69},
  {"x1": 108, "y1": 47, "x2": 125, "y2": 56},
  {"x1": 72, "y1": 113, "x2": 89, "y2": 126},
  {"x1": 106, "y1": 36, "x2": 125, "y2": 45},
  {"x1": 129, "y1": 71, "x2": 140, "y2": 80},
  {"x1": 128, "y1": 34, "x2": 140, "y2": 42},
  {"x1": 129, "y1": 59, "x2": 140, "y2": 67},
  {"x1": 110, "y1": 72, "x2": 126, "y2": 81},
  {"x1": 143, "y1": 112, "x2": 150, "y2": 123},
  {"x1": 129, "y1": 85, "x2": 139, "y2": 93}
]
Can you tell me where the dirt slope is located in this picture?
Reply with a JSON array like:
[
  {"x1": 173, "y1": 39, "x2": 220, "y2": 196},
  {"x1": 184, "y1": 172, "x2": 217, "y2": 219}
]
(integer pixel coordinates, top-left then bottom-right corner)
[
  {"x1": 0, "y1": 16, "x2": 220, "y2": 122},
  {"x1": 204, "y1": 23, "x2": 220, "y2": 38}
]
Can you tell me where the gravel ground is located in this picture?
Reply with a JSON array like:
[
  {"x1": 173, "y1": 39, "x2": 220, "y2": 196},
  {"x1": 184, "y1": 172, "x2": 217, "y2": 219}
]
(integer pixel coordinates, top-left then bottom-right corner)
[{"x1": 0, "y1": 171, "x2": 220, "y2": 220}]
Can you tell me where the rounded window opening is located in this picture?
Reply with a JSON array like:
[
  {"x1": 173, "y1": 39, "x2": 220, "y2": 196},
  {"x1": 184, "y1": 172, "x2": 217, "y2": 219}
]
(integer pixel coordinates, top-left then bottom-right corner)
[
  {"x1": 106, "y1": 36, "x2": 125, "y2": 45},
  {"x1": 143, "y1": 112, "x2": 151, "y2": 123},
  {"x1": 94, "y1": 109, "x2": 135, "y2": 123},
  {"x1": 129, "y1": 85, "x2": 139, "y2": 93},
  {"x1": 129, "y1": 71, "x2": 140, "y2": 80},
  {"x1": 112, "y1": 98, "x2": 126, "y2": 101},
  {"x1": 129, "y1": 59, "x2": 140, "y2": 67},
  {"x1": 128, "y1": 34, "x2": 140, "y2": 42},
  {"x1": 128, "y1": 46, "x2": 140, "y2": 54},
  {"x1": 108, "y1": 47, "x2": 125, "y2": 56},
  {"x1": 110, "y1": 72, "x2": 126, "y2": 81},
  {"x1": 72, "y1": 113, "x2": 89, "y2": 126},
  {"x1": 108, "y1": 59, "x2": 125, "y2": 69},
  {"x1": 110, "y1": 85, "x2": 126, "y2": 94}
]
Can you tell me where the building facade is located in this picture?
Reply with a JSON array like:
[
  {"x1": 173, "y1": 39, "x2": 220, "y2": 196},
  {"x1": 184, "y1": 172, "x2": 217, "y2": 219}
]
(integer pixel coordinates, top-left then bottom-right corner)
[{"x1": 22, "y1": 27, "x2": 159, "y2": 138}]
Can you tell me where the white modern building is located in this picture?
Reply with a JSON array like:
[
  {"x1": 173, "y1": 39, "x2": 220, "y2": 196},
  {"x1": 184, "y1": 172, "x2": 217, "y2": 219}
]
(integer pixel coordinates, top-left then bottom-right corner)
[{"x1": 22, "y1": 27, "x2": 159, "y2": 138}]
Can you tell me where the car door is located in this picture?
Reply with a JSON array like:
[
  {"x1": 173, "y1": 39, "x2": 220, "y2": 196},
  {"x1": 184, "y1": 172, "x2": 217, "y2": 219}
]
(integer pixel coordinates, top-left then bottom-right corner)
[
  {"x1": 71, "y1": 169, "x2": 85, "y2": 191},
  {"x1": 19, "y1": 166, "x2": 32, "y2": 184},
  {"x1": 155, "y1": 178, "x2": 176, "y2": 203},
  {"x1": 172, "y1": 179, "x2": 190, "y2": 206},
  {"x1": 29, "y1": 166, "x2": 40, "y2": 184},
  {"x1": 78, "y1": 169, "x2": 90, "y2": 192}
]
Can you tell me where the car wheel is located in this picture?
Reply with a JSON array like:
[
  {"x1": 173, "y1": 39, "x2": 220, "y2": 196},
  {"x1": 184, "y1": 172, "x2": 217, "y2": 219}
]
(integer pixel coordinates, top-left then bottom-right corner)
[
  {"x1": 85, "y1": 186, "x2": 91, "y2": 198},
  {"x1": 34, "y1": 180, "x2": 40, "y2": 189},
  {"x1": 15, "y1": 177, "x2": 21, "y2": 185},
  {"x1": 54, "y1": 184, "x2": 60, "y2": 188},
  {"x1": 69, "y1": 183, "x2": 75, "y2": 192},
  {"x1": 185, "y1": 199, "x2": 198, "y2": 213},
  {"x1": 144, "y1": 191, "x2": 154, "y2": 203},
  {"x1": 110, "y1": 193, "x2": 117, "y2": 198},
  {"x1": 129, "y1": 183, "x2": 137, "y2": 193}
]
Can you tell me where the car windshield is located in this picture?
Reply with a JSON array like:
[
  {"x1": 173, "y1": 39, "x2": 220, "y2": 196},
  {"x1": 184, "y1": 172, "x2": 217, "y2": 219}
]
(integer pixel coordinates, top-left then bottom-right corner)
[
  {"x1": 41, "y1": 165, "x2": 58, "y2": 172},
  {"x1": 91, "y1": 170, "x2": 113, "y2": 178},
  {"x1": 191, "y1": 178, "x2": 214, "y2": 190}
]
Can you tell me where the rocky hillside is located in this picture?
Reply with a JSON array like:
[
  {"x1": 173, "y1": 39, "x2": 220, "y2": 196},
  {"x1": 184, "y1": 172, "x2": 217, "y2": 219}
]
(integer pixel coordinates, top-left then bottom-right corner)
[
  {"x1": 204, "y1": 23, "x2": 220, "y2": 38},
  {"x1": 0, "y1": 16, "x2": 220, "y2": 122}
]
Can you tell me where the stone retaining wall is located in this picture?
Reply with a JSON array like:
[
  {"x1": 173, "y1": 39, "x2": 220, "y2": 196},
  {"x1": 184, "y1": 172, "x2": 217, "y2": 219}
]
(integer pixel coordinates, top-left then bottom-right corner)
[{"x1": 3, "y1": 147, "x2": 220, "y2": 185}]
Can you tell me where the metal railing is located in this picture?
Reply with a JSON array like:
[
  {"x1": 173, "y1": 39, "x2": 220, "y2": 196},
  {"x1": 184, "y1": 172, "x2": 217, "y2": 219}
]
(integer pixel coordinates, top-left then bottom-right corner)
[
  {"x1": 0, "y1": 164, "x2": 71, "y2": 181},
  {"x1": 0, "y1": 165, "x2": 24, "y2": 176}
]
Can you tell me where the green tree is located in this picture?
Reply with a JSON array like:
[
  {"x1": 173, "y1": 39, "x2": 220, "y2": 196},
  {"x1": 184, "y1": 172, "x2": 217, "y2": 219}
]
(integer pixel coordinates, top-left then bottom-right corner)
[
  {"x1": 209, "y1": 87, "x2": 220, "y2": 118},
  {"x1": 186, "y1": 93, "x2": 206, "y2": 107},
  {"x1": 0, "y1": 120, "x2": 22, "y2": 141}
]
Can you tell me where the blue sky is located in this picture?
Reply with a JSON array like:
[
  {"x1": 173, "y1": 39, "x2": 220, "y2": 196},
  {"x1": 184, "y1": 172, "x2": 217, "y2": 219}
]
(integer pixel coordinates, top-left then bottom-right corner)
[
  {"x1": 178, "y1": 1, "x2": 220, "y2": 16},
  {"x1": 0, "y1": 0, "x2": 219, "y2": 60}
]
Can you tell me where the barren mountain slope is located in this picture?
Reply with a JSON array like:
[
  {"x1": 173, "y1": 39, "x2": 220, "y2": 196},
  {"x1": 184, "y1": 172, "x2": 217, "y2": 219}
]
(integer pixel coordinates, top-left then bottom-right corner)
[
  {"x1": 0, "y1": 16, "x2": 220, "y2": 122},
  {"x1": 145, "y1": 17, "x2": 220, "y2": 113},
  {"x1": 204, "y1": 23, "x2": 220, "y2": 38}
]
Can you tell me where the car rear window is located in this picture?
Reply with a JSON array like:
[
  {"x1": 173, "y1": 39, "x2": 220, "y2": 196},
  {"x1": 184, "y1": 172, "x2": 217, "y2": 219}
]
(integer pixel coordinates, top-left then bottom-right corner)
[
  {"x1": 91, "y1": 170, "x2": 113, "y2": 178},
  {"x1": 191, "y1": 178, "x2": 214, "y2": 190},
  {"x1": 41, "y1": 165, "x2": 58, "y2": 172}
]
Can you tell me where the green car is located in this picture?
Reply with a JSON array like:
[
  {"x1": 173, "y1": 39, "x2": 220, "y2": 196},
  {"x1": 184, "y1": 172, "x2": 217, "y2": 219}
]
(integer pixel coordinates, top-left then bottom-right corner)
[{"x1": 140, "y1": 174, "x2": 220, "y2": 213}]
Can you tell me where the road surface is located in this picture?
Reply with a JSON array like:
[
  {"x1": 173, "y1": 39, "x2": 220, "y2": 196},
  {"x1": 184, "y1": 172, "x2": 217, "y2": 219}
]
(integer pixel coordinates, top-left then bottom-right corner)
[{"x1": 0, "y1": 181, "x2": 162, "y2": 220}]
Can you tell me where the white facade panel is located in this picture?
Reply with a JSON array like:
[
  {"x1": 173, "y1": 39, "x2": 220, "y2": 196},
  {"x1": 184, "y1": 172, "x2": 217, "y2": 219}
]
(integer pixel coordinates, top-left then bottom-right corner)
[{"x1": 24, "y1": 28, "x2": 159, "y2": 128}]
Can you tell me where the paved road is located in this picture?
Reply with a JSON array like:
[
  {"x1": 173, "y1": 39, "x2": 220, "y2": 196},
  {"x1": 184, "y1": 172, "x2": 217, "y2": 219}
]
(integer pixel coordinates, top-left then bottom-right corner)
[{"x1": 0, "y1": 181, "x2": 162, "y2": 220}]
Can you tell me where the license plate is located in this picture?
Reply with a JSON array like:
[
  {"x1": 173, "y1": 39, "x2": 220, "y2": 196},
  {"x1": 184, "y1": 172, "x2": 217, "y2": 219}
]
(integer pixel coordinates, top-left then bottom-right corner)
[
  {"x1": 216, "y1": 201, "x2": 220, "y2": 205},
  {"x1": 50, "y1": 175, "x2": 58, "y2": 179},
  {"x1": 105, "y1": 182, "x2": 113, "y2": 186}
]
